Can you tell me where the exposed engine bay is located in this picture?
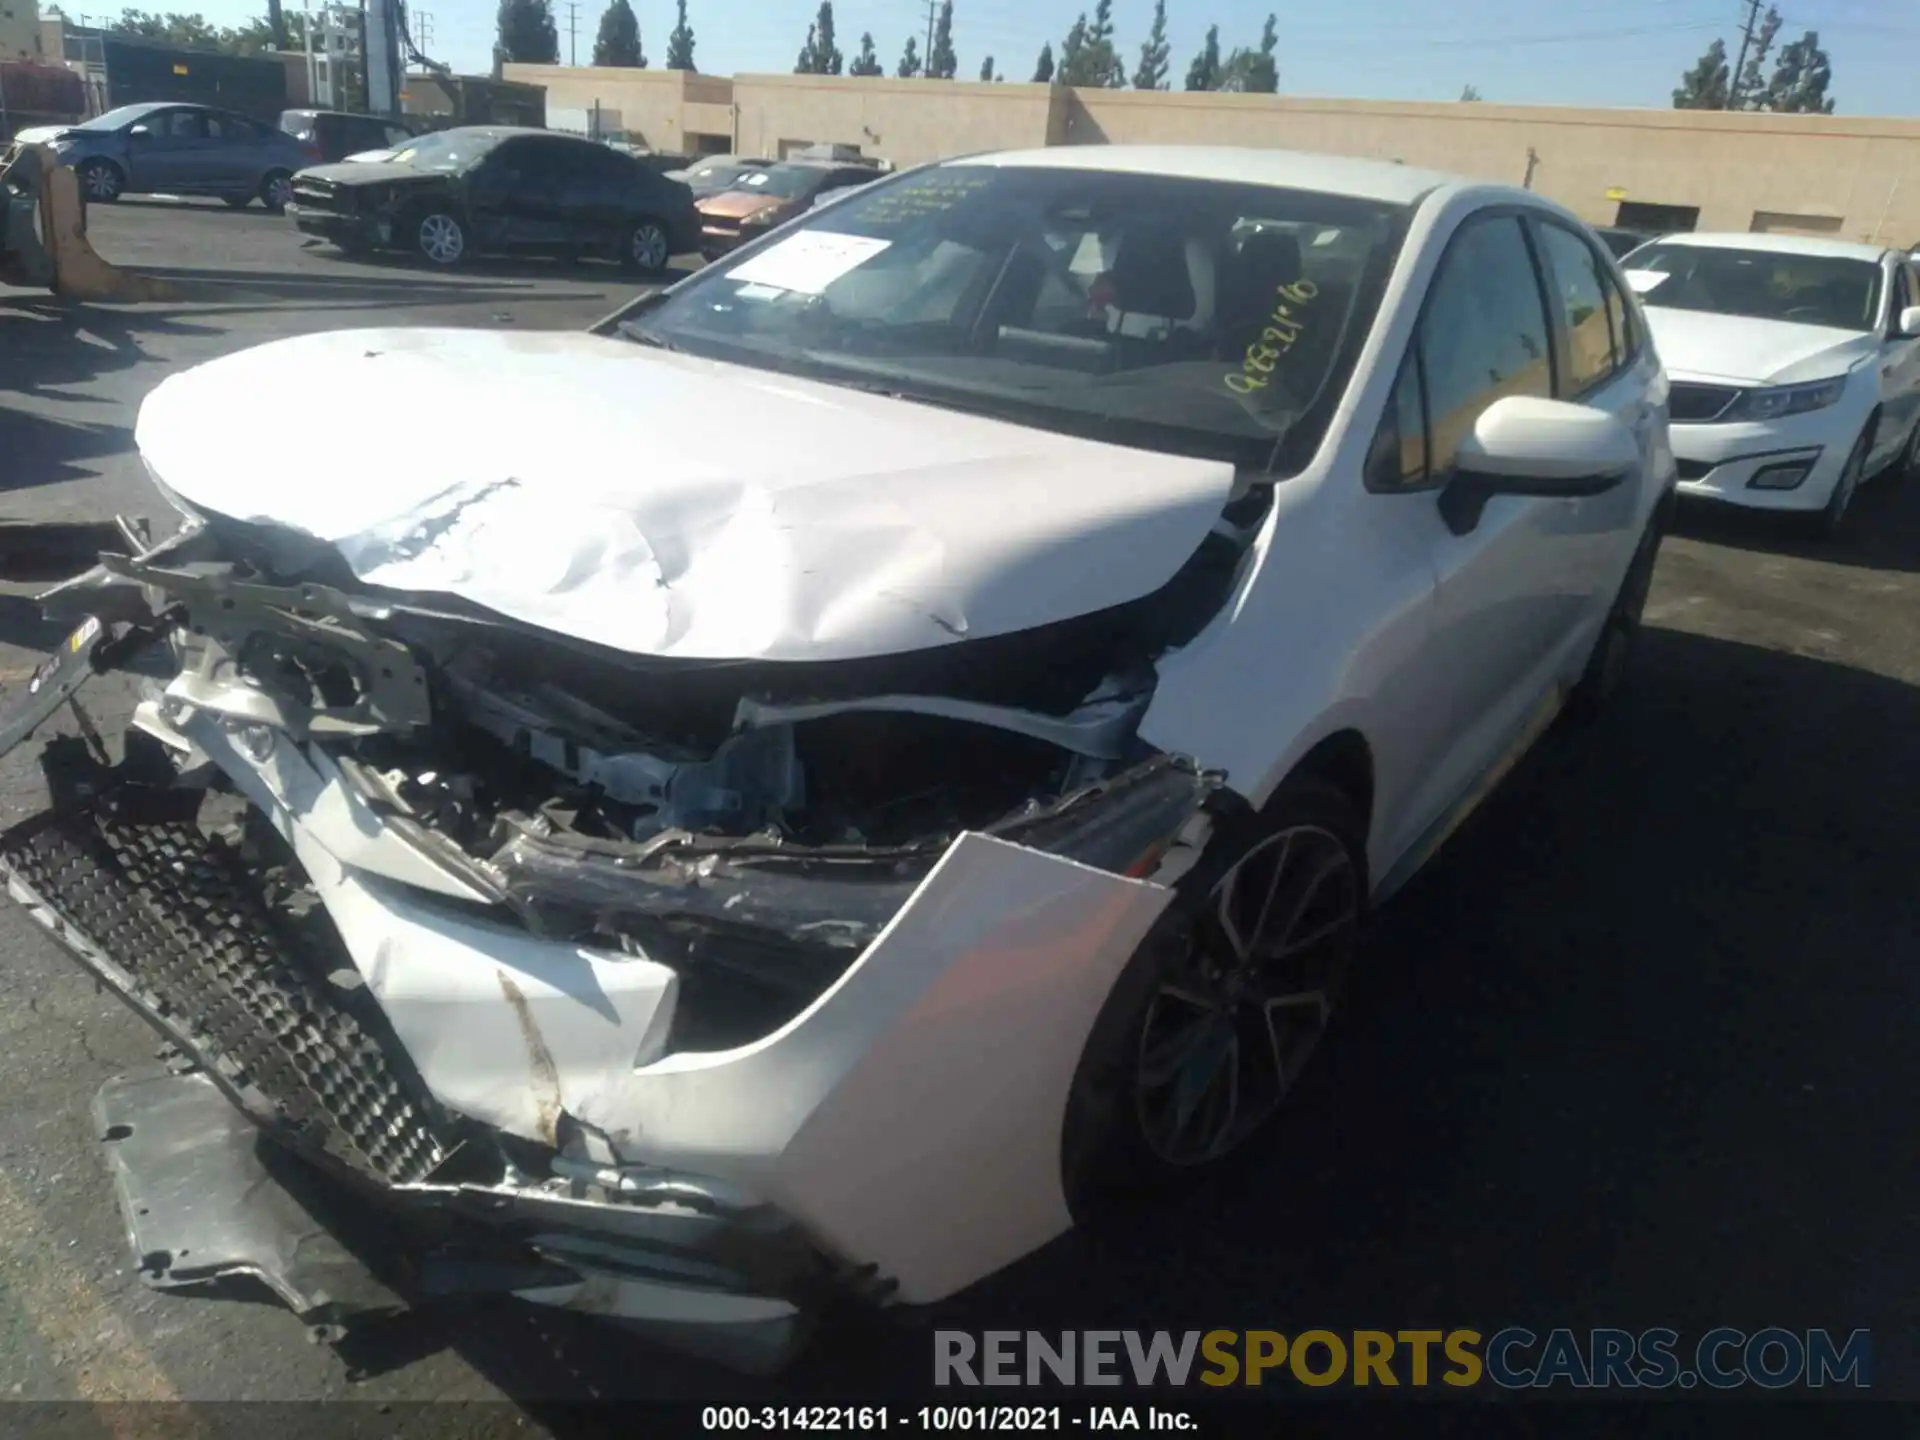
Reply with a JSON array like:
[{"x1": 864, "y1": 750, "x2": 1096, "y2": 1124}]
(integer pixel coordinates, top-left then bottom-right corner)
[{"x1": 0, "y1": 478, "x2": 1264, "y2": 1365}]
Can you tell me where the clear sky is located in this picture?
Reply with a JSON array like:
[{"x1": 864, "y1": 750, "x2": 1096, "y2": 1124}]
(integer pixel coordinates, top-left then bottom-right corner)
[{"x1": 92, "y1": 0, "x2": 1920, "y2": 115}]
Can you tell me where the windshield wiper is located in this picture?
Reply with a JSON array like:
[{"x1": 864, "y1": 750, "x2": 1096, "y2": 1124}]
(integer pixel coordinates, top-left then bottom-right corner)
[{"x1": 616, "y1": 320, "x2": 680, "y2": 351}]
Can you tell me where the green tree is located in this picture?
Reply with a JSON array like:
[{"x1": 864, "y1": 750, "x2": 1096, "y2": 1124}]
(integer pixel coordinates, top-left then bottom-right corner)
[
  {"x1": 665, "y1": 0, "x2": 696, "y2": 69},
  {"x1": 927, "y1": 0, "x2": 957, "y2": 79},
  {"x1": 896, "y1": 35, "x2": 922, "y2": 77},
  {"x1": 978, "y1": 54, "x2": 998, "y2": 82},
  {"x1": 1031, "y1": 41, "x2": 1054, "y2": 83},
  {"x1": 1459, "y1": 83, "x2": 1481, "y2": 101},
  {"x1": 849, "y1": 31, "x2": 883, "y2": 75},
  {"x1": 1132, "y1": 0, "x2": 1169, "y2": 90},
  {"x1": 795, "y1": 1, "x2": 843, "y2": 74},
  {"x1": 592, "y1": 0, "x2": 644, "y2": 66},
  {"x1": 1672, "y1": 37, "x2": 1731, "y2": 109},
  {"x1": 1762, "y1": 29, "x2": 1835, "y2": 112},
  {"x1": 496, "y1": 0, "x2": 558, "y2": 63},
  {"x1": 1183, "y1": 23, "x2": 1220, "y2": 90},
  {"x1": 1730, "y1": 4, "x2": 1781, "y2": 108},
  {"x1": 1219, "y1": 14, "x2": 1278, "y2": 93},
  {"x1": 107, "y1": 10, "x2": 225, "y2": 46},
  {"x1": 1057, "y1": 0, "x2": 1122, "y2": 86}
]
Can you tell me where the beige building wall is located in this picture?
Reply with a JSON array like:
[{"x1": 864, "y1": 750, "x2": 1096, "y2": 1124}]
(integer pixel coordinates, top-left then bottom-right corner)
[
  {"x1": 503, "y1": 63, "x2": 731, "y2": 151},
  {"x1": 3, "y1": 0, "x2": 42, "y2": 61},
  {"x1": 501, "y1": 63, "x2": 1920, "y2": 246},
  {"x1": 1060, "y1": 91, "x2": 1920, "y2": 244},
  {"x1": 729, "y1": 74, "x2": 1055, "y2": 163}
]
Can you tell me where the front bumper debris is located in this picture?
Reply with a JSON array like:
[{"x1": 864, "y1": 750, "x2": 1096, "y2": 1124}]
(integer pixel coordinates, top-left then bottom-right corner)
[{"x1": 93, "y1": 1071, "x2": 408, "y2": 1339}]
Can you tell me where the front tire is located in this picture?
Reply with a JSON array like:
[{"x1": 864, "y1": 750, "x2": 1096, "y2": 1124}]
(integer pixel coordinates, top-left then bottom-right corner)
[
  {"x1": 1805, "y1": 424, "x2": 1871, "y2": 540},
  {"x1": 412, "y1": 209, "x2": 467, "y2": 267},
  {"x1": 77, "y1": 159, "x2": 123, "y2": 203},
  {"x1": 622, "y1": 217, "x2": 672, "y2": 276},
  {"x1": 1061, "y1": 775, "x2": 1367, "y2": 1218}
]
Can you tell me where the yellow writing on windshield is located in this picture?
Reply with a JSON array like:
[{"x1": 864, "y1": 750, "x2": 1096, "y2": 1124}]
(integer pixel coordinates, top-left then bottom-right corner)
[
  {"x1": 1225, "y1": 278, "x2": 1319, "y2": 396},
  {"x1": 855, "y1": 171, "x2": 992, "y2": 224}
]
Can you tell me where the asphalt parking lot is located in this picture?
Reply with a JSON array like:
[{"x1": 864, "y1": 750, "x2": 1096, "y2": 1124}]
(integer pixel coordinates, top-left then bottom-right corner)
[{"x1": 2, "y1": 197, "x2": 1919, "y2": 1423}]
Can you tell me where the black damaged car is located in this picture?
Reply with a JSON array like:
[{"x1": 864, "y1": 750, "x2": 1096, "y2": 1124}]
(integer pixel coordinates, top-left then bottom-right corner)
[{"x1": 287, "y1": 126, "x2": 702, "y2": 275}]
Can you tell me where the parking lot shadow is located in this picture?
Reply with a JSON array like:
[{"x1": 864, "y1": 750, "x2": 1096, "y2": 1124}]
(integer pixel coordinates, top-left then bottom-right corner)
[
  {"x1": 0, "y1": 298, "x2": 222, "y2": 396},
  {"x1": 273, "y1": 622, "x2": 1920, "y2": 1412},
  {"x1": 1674, "y1": 465, "x2": 1920, "y2": 574}
]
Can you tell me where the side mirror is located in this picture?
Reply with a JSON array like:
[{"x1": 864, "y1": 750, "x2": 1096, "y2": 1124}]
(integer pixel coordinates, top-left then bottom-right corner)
[
  {"x1": 1898, "y1": 305, "x2": 1920, "y2": 338},
  {"x1": 127, "y1": 123, "x2": 150, "y2": 139},
  {"x1": 1437, "y1": 396, "x2": 1638, "y2": 536}
]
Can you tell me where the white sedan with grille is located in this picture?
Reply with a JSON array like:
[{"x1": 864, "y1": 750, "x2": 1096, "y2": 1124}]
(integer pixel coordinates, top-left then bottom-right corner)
[{"x1": 1622, "y1": 232, "x2": 1920, "y2": 536}]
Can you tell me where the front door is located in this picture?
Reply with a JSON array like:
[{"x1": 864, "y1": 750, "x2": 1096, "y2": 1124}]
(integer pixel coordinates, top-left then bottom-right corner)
[
  {"x1": 1873, "y1": 261, "x2": 1920, "y2": 471},
  {"x1": 1399, "y1": 212, "x2": 1633, "y2": 818},
  {"x1": 125, "y1": 108, "x2": 213, "y2": 193}
]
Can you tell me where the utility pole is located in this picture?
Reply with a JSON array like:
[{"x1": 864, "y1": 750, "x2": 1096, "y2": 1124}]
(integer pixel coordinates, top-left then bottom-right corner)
[
  {"x1": 566, "y1": 0, "x2": 580, "y2": 65},
  {"x1": 1727, "y1": 0, "x2": 1761, "y2": 110},
  {"x1": 924, "y1": 0, "x2": 937, "y2": 73},
  {"x1": 411, "y1": 8, "x2": 431, "y2": 51}
]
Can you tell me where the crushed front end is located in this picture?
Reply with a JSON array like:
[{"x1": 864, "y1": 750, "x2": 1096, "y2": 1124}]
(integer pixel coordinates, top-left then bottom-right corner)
[{"x1": 0, "y1": 512, "x2": 1229, "y2": 1369}]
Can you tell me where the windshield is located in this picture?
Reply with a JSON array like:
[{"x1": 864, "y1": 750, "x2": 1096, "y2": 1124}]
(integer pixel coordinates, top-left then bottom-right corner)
[
  {"x1": 389, "y1": 130, "x2": 495, "y2": 171},
  {"x1": 626, "y1": 163, "x2": 1407, "y2": 471},
  {"x1": 736, "y1": 165, "x2": 832, "y2": 200},
  {"x1": 1626, "y1": 243, "x2": 1883, "y2": 331},
  {"x1": 691, "y1": 162, "x2": 764, "y2": 189},
  {"x1": 76, "y1": 104, "x2": 164, "y2": 132}
]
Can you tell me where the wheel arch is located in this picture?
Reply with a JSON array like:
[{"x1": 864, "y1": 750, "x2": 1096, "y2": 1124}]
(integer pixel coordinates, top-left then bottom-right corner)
[{"x1": 1275, "y1": 728, "x2": 1376, "y2": 846}]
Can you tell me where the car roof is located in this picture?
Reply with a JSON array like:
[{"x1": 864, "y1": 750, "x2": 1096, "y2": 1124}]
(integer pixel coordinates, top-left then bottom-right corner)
[
  {"x1": 1648, "y1": 231, "x2": 1892, "y2": 264},
  {"x1": 944, "y1": 145, "x2": 1466, "y2": 206}
]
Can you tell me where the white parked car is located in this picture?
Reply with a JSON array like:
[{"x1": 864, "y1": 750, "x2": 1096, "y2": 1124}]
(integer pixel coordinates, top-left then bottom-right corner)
[
  {"x1": 1620, "y1": 232, "x2": 1920, "y2": 535},
  {"x1": 1, "y1": 146, "x2": 1674, "y2": 1369}
]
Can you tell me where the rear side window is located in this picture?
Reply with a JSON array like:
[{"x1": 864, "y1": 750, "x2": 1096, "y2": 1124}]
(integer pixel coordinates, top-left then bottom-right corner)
[{"x1": 1535, "y1": 220, "x2": 1637, "y2": 396}]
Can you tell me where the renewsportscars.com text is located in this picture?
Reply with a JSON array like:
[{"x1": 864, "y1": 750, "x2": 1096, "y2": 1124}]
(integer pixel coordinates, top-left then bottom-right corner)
[{"x1": 933, "y1": 1328, "x2": 1872, "y2": 1390}]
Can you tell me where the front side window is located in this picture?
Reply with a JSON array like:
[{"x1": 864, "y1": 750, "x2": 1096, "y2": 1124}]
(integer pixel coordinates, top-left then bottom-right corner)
[
  {"x1": 391, "y1": 130, "x2": 500, "y2": 173},
  {"x1": 158, "y1": 110, "x2": 206, "y2": 140},
  {"x1": 1417, "y1": 214, "x2": 1554, "y2": 476},
  {"x1": 624, "y1": 164, "x2": 1409, "y2": 471},
  {"x1": 1536, "y1": 221, "x2": 1618, "y2": 395},
  {"x1": 1627, "y1": 242, "x2": 1882, "y2": 332}
]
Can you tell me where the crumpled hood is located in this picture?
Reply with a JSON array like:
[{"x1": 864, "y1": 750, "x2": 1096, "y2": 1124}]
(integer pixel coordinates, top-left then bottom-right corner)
[
  {"x1": 1642, "y1": 306, "x2": 1876, "y2": 385},
  {"x1": 13, "y1": 125, "x2": 75, "y2": 145},
  {"x1": 298, "y1": 160, "x2": 437, "y2": 187},
  {"x1": 134, "y1": 328, "x2": 1236, "y2": 663}
]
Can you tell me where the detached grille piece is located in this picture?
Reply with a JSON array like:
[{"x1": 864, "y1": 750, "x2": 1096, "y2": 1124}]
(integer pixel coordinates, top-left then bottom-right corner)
[
  {"x1": 0, "y1": 794, "x2": 445, "y2": 1186},
  {"x1": 1669, "y1": 383, "x2": 1740, "y2": 423}
]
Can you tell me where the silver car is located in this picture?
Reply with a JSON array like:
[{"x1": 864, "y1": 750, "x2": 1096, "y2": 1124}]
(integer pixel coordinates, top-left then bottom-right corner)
[{"x1": 14, "y1": 101, "x2": 320, "y2": 211}]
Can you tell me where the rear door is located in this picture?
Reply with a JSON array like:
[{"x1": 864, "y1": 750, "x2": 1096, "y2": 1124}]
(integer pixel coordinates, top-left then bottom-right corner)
[
  {"x1": 555, "y1": 142, "x2": 641, "y2": 252},
  {"x1": 201, "y1": 112, "x2": 270, "y2": 194}
]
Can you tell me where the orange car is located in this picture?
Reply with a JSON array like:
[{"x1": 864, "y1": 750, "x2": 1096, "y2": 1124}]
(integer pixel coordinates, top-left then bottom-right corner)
[{"x1": 697, "y1": 160, "x2": 878, "y2": 257}]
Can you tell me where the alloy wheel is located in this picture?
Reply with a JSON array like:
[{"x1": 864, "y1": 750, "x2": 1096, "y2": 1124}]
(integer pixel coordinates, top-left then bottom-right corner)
[
  {"x1": 630, "y1": 221, "x2": 669, "y2": 272},
  {"x1": 417, "y1": 213, "x2": 464, "y2": 265},
  {"x1": 83, "y1": 163, "x2": 121, "y2": 201},
  {"x1": 264, "y1": 174, "x2": 294, "y2": 211},
  {"x1": 1133, "y1": 823, "x2": 1360, "y2": 1167}
]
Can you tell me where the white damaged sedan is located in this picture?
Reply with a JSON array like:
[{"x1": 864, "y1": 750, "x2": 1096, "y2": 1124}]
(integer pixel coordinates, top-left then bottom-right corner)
[
  {"x1": 1622, "y1": 232, "x2": 1920, "y2": 535},
  {"x1": 0, "y1": 146, "x2": 1674, "y2": 1369}
]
